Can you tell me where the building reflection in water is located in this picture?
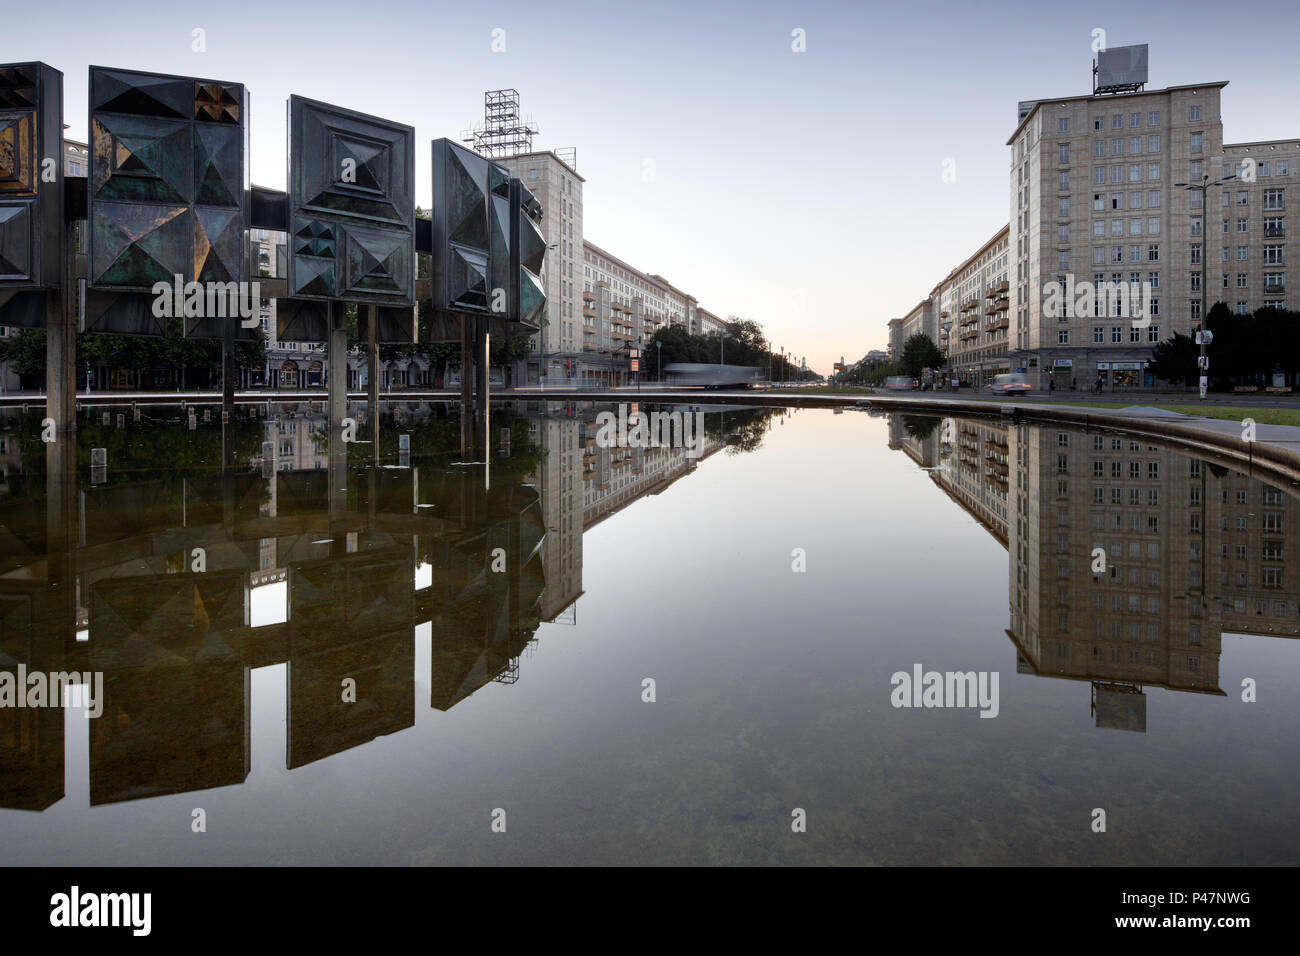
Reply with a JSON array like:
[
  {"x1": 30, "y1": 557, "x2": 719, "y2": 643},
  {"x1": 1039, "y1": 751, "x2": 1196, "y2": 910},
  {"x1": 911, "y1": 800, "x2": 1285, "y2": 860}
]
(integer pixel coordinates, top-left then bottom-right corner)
[
  {"x1": 0, "y1": 400, "x2": 765, "y2": 810},
  {"x1": 887, "y1": 412, "x2": 1300, "y2": 733}
]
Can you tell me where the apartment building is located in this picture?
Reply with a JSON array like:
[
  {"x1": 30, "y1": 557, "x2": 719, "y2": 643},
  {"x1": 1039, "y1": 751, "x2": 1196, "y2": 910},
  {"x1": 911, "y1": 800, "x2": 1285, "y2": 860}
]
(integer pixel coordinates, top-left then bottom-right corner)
[
  {"x1": 1009, "y1": 80, "x2": 1299, "y2": 389},
  {"x1": 887, "y1": 318, "x2": 903, "y2": 360},
  {"x1": 891, "y1": 296, "x2": 937, "y2": 356},
  {"x1": 498, "y1": 151, "x2": 585, "y2": 385},
  {"x1": 1214, "y1": 140, "x2": 1298, "y2": 329},
  {"x1": 531, "y1": 410, "x2": 584, "y2": 622},
  {"x1": 696, "y1": 307, "x2": 727, "y2": 339},
  {"x1": 582, "y1": 241, "x2": 738, "y2": 384},
  {"x1": 885, "y1": 64, "x2": 1298, "y2": 391},
  {"x1": 883, "y1": 226, "x2": 1009, "y2": 385},
  {"x1": 581, "y1": 240, "x2": 676, "y2": 386},
  {"x1": 1006, "y1": 425, "x2": 1221, "y2": 700},
  {"x1": 884, "y1": 411, "x2": 1300, "y2": 731},
  {"x1": 938, "y1": 226, "x2": 1011, "y2": 387}
]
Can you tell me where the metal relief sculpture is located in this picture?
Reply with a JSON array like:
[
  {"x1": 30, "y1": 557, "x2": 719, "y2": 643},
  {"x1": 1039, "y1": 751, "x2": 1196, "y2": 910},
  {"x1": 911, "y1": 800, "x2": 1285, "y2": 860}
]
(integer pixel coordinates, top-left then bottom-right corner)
[
  {"x1": 430, "y1": 138, "x2": 545, "y2": 334},
  {"x1": 432, "y1": 137, "x2": 506, "y2": 314},
  {"x1": 88, "y1": 66, "x2": 247, "y2": 291},
  {"x1": 512, "y1": 179, "x2": 545, "y2": 329},
  {"x1": 286, "y1": 95, "x2": 414, "y2": 305},
  {"x1": 0, "y1": 61, "x2": 63, "y2": 290}
]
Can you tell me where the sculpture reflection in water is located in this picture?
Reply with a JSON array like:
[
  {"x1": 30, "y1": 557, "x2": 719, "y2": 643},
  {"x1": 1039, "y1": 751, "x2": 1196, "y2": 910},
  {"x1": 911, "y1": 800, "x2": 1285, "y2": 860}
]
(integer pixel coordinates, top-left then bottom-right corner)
[
  {"x1": 0, "y1": 400, "x2": 773, "y2": 809},
  {"x1": 888, "y1": 412, "x2": 1300, "y2": 733}
]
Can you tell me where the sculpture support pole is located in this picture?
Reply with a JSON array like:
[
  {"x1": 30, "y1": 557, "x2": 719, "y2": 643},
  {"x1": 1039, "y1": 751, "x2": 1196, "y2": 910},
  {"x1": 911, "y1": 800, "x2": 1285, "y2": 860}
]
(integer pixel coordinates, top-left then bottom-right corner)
[
  {"x1": 367, "y1": 305, "x2": 379, "y2": 462},
  {"x1": 460, "y1": 314, "x2": 473, "y2": 409},
  {"x1": 329, "y1": 302, "x2": 348, "y2": 430},
  {"x1": 222, "y1": 307, "x2": 236, "y2": 413},
  {"x1": 45, "y1": 219, "x2": 76, "y2": 432},
  {"x1": 475, "y1": 317, "x2": 489, "y2": 419}
]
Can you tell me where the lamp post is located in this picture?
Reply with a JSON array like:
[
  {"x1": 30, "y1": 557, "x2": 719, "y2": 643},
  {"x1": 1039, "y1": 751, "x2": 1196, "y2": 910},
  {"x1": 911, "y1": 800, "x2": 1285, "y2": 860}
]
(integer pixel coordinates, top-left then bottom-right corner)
[
  {"x1": 656, "y1": 341, "x2": 661, "y2": 386},
  {"x1": 1173, "y1": 170, "x2": 1236, "y2": 399}
]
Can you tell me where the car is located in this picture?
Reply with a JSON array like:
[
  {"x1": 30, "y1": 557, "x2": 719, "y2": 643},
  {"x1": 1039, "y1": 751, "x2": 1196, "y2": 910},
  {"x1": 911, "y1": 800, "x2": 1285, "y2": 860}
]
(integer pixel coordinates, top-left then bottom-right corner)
[
  {"x1": 884, "y1": 376, "x2": 916, "y2": 391},
  {"x1": 988, "y1": 372, "x2": 1031, "y2": 395}
]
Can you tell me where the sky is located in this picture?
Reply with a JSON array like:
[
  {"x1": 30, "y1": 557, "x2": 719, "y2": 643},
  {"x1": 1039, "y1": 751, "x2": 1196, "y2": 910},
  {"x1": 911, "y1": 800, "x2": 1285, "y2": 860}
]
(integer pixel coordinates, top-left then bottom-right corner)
[{"x1": 6, "y1": 0, "x2": 1300, "y2": 374}]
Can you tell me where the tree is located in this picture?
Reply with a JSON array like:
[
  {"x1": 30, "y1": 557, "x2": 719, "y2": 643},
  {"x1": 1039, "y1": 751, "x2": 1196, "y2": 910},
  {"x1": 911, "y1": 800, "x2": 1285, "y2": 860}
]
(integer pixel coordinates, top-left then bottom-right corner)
[
  {"x1": 1148, "y1": 332, "x2": 1198, "y2": 387},
  {"x1": 899, "y1": 333, "x2": 943, "y2": 378},
  {"x1": 0, "y1": 329, "x2": 47, "y2": 378},
  {"x1": 901, "y1": 415, "x2": 940, "y2": 440}
]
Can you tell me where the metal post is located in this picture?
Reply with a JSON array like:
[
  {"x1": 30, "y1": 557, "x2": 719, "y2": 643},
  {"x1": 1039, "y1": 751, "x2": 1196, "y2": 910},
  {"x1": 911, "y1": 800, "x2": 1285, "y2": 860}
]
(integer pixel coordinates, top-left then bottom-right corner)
[
  {"x1": 1198, "y1": 188, "x2": 1208, "y2": 400},
  {"x1": 460, "y1": 314, "x2": 473, "y2": 408},
  {"x1": 367, "y1": 304, "x2": 379, "y2": 461},
  {"x1": 222, "y1": 302, "x2": 236, "y2": 414},
  {"x1": 45, "y1": 219, "x2": 76, "y2": 432},
  {"x1": 328, "y1": 301, "x2": 348, "y2": 429},
  {"x1": 475, "y1": 317, "x2": 489, "y2": 419},
  {"x1": 1177, "y1": 172, "x2": 1234, "y2": 400}
]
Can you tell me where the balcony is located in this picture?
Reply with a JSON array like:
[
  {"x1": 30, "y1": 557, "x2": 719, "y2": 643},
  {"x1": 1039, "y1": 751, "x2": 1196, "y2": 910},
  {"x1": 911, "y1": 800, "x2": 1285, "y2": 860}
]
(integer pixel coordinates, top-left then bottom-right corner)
[{"x1": 1264, "y1": 227, "x2": 1285, "y2": 238}]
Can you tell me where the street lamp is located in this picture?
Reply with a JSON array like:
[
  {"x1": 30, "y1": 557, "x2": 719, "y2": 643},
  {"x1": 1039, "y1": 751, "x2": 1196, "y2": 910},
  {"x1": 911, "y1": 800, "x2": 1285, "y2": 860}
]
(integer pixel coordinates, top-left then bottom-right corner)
[
  {"x1": 1173, "y1": 170, "x2": 1236, "y2": 399},
  {"x1": 656, "y1": 341, "x2": 661, "y2": 385}
]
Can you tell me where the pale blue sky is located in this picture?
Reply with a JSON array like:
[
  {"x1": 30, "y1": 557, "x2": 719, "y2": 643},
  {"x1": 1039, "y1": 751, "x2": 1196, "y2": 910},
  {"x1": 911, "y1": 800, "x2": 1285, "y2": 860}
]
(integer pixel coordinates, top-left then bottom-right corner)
[{"x1": 5, "y1": 0, "x2": 1298, "y2": 372}]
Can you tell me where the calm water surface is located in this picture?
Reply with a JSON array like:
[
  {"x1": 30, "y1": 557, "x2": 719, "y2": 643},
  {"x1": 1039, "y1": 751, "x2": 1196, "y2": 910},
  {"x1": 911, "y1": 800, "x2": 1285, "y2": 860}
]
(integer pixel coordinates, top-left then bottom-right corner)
[{"x1": 1, "y1": 401, "x2": 1298, "y2": 865}]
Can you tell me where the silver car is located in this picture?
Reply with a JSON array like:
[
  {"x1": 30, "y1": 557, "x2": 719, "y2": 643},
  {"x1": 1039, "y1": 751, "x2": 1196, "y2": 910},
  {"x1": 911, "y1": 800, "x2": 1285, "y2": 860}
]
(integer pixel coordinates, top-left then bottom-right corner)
[{"x1": 988, "y1": 373, "x2": 1031, "y2": 395}]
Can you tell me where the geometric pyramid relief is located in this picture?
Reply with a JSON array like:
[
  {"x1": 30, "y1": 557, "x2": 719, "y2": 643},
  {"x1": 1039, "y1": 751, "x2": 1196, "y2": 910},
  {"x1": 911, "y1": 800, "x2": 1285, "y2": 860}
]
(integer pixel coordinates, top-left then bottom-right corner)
[
  {"x1": 294, "y1": 218, "x2": 336, "y2": 258},
  {"x1": 333, "y1": 134, "x2": 384, "y2": 193},
  {"x1": 290, "y1": 217, "x2": 338, "y2": 297},
  {"x1": 446, "y1": 147, "x2": 488, "y2": 250},
  {"x1": 0, "y1": 203, "x2": 31, "y2": 279},
  {"x1": 92, "y1": 115, "x2": 191, "y2": 205},
  {"x1": 0, "y1": 65, "x2": 38, "y2": 110},
  {"x1": 519, "y1": 212, "x2": 546, "y2": 274},
  {"x1": 194, "y1": 206, "x2": 242, "y2": 283},
  {"x1": 344, "y1": 224, "x2": 408, "y2": 296},
  {"x1": 285, "y1": 96, "x2": 412, "y2": 306},
  {"x1": 92, "y1": 203, "x2": 191, "y2": 286},
  {"x1": 448, "y1": 245, "x2": 488, "y2": 310},
  {"x1": 90, "y1": 67, "x2": 246, "y2": 293},
  {"x1": 193, "y1": 124, "x2": 242, "y2": 207},
  {"x1": 519, "y1": 267, "x2": 546, "y2": 327},
  {"x1": 291, "y1": 253, "x2": 336, "y2": 299},
  {"x1": 92, "y1": 70, "x2": 191, "y2": 120},
  {"x1": 194, "y1": 82, "x2": 240, "y2": 125}
]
